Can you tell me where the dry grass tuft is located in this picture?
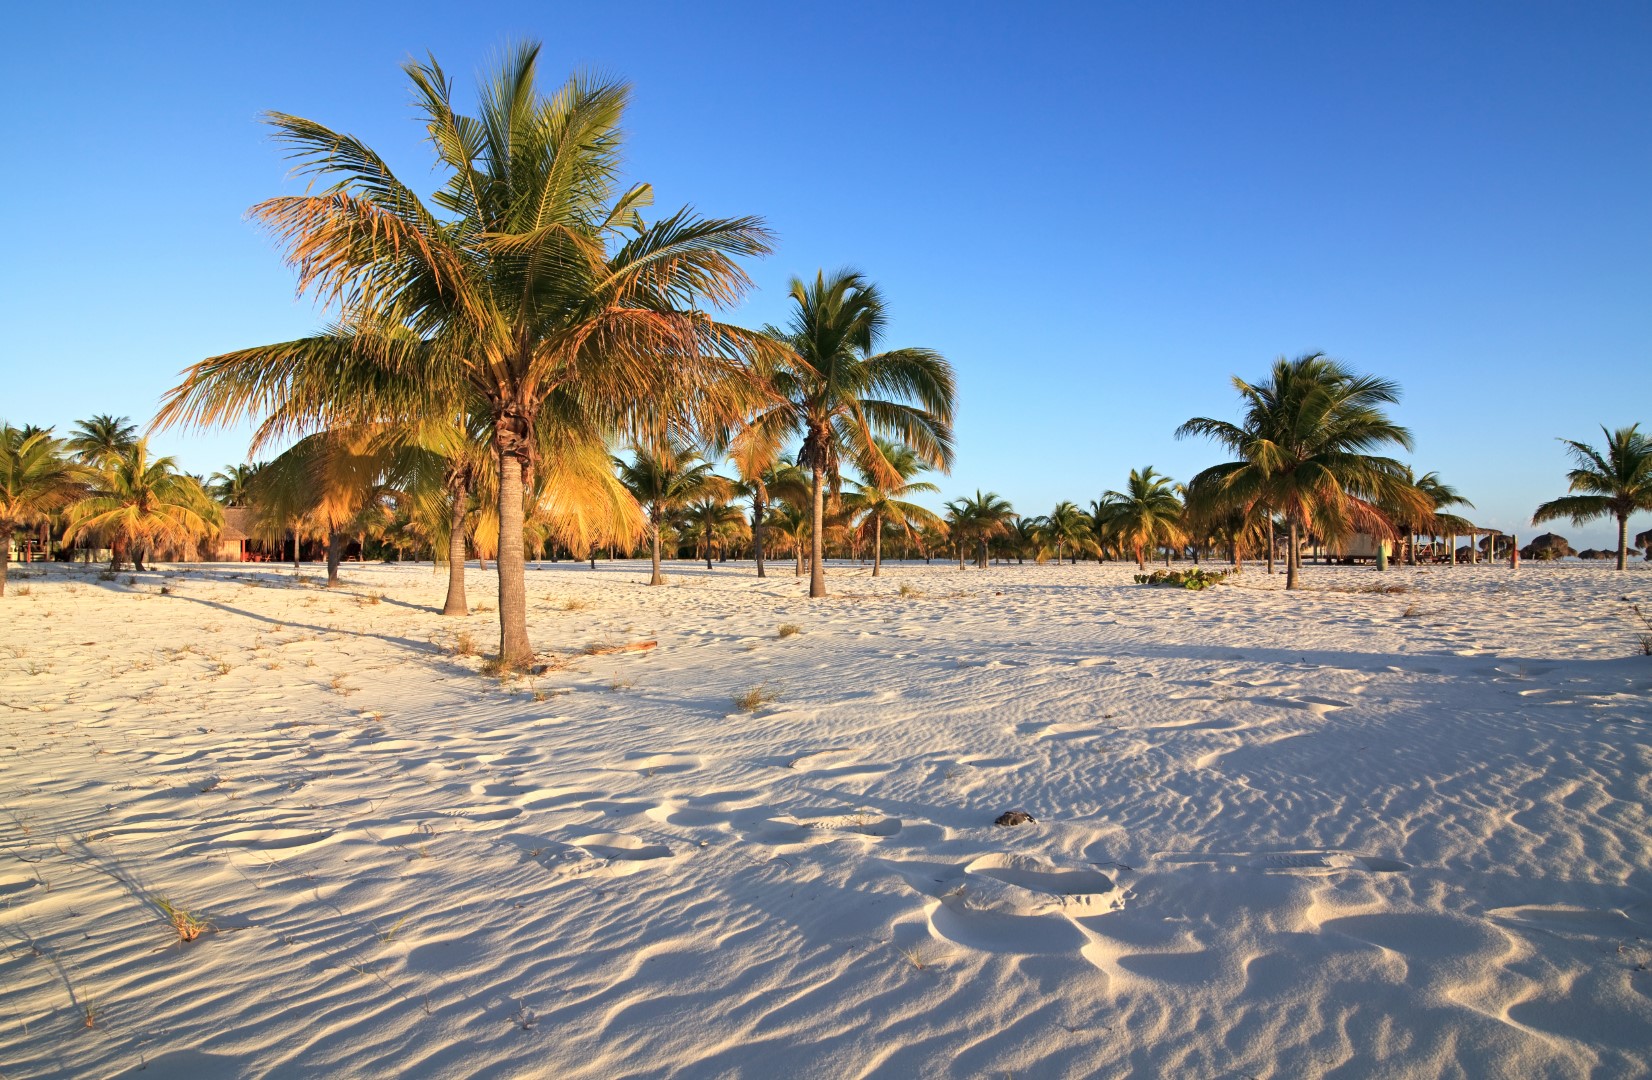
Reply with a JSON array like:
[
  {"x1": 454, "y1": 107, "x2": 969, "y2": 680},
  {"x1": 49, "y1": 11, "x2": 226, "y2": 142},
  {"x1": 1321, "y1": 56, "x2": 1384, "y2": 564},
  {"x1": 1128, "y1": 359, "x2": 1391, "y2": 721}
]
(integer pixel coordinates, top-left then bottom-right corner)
[
  {"x1": 153, "y1": 896, "x2": 212, "y2": 942},
  {"x1": 1631, "y1": 604, "x2": 1652, "y2": 657},
  {"x1": 898, "y1": 583, "x2": 924, "y2": 598},
  {"x1": 561, "y1": 598, "x2": 591, "y2": 611},
  {"x1": 733, "y1": 683, "x2": 779, "y2": 713},
  {"x1": 777, "y1": 623, "x2": 802, "y2": 639},
  {"x1": 13, "y1": 585, "x2": 30, "y2": 597}
]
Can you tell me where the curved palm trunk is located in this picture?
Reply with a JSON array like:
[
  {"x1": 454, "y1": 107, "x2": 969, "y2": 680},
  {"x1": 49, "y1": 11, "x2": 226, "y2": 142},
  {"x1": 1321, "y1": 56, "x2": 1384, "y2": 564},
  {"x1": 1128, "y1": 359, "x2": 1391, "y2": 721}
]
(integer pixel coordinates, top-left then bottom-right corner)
[
  {"x1": 649, "y1": 510, "x2": 664, "y2": 586},
  {"x1": 809, "y1": 466, "x2": 826, "y2": 598},
  {"x1": 133, "y1": 546, "x2": 146, "y2": 572},
  {"x1": 752, "y1": 495, "x2": 766, "y2": 578},
  {"x1": 496, "y1": 454, "x2": 532, "y2": 668},
  {"x1": 1286, "y1": 520, "x2": 1301, "y2": 590},
  {"x1": 872, "y1": 513, "x2": 883, "y2": 576},
  {"x1": 325, "y1": 530, "x2": 346, "y2": 586},
  {"x1": 442, "y1": 476, "x2": 468, "y2": 615}
]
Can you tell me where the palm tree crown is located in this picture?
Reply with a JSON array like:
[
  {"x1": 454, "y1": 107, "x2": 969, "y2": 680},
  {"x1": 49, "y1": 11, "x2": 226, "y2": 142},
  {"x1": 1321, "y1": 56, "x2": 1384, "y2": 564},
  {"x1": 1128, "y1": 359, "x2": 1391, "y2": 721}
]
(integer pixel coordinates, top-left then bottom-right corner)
[
  {"x1": 1, "y1": 428, "x2": 87, "y2": 595},
  {"x1": 1096, "y1": 467, "x2": 1186, "y2": 569},
  {"x1": 617, "y1": 441, "x2": 730, "y2": 585}
]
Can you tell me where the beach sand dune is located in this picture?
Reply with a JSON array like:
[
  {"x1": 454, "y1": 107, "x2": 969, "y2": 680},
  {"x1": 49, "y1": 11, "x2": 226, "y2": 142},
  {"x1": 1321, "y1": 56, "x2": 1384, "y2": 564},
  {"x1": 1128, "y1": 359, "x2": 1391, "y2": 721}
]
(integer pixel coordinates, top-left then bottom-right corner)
[{"x1": 1, "y1": 560, "x2": 1648, "y2": 1078}]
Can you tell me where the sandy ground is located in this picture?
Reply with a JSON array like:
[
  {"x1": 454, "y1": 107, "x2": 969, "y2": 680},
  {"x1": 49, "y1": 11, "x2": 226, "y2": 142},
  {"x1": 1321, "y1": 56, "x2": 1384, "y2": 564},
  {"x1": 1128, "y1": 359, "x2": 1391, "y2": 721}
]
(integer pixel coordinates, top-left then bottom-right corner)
[{"x1": 1, "y1": 557, "x2": 1649, "y2": 1079}]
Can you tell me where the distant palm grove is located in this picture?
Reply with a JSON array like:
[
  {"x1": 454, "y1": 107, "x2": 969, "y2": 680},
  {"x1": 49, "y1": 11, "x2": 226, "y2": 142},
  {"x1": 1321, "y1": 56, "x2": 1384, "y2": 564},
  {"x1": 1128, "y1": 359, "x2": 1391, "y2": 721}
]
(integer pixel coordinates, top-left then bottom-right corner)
[{"x1": 3, "y1": 46, "x2": 1648, "y2": 659}]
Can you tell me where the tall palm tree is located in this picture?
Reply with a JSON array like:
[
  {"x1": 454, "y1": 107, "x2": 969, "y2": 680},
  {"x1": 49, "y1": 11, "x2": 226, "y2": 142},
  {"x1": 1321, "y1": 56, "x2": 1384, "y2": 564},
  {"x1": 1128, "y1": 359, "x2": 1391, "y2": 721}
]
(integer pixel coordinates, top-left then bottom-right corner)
[
  {"x1": 1533, "y1": 424, "x2": 1652, "y2": 571},
  {"x1": 67, "y1": 415, "x2": 137, "y2": 469},
  {"x1": 155, "y1": 46, "x2": 772, "y2": 668},
  {"x1": 945, "y1": 490, "x2": 1015, "y2": 568},
  {"x1": 1, "y1": 428, "x2": 86, "y2": 594},
  {"x1": 617, "y1": 442, "x2": 729, "y2": 585},
  {"x1": 1033, "y1": 500, "x2": 1096, "y2": 565},
  {"x1": 737, "y1": 270, "x2": 954, "y2": 598},
  {"x1": 1096, "y1": 467, "x2": 1186, "y2": 569},
  {"x1": 1411, "y1": 470, "x2": 1474, "y2": 563},
  {"x1": 65, "y1": 439, "x2": 220, "y2": 571},
  {"x1": 1176, "y1": 353, "x2": 1419, "y2": 589},
  {"x1": 842, "y1": 439, "x2": 942, "y2": 576},
  {"x1": 730, "y1": 453, "x2": 808, "y2": 579},
  {"x1": 766, "y1": 500, "x2": 811, "y2": 577}
]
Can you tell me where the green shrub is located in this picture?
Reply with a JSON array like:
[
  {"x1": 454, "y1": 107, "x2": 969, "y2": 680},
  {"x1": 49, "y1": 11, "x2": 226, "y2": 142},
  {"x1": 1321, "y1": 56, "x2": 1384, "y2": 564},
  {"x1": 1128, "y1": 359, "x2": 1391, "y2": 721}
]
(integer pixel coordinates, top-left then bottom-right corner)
[{"x1": 1133, "y1": 568, "x2": 1229, "y2": 591}]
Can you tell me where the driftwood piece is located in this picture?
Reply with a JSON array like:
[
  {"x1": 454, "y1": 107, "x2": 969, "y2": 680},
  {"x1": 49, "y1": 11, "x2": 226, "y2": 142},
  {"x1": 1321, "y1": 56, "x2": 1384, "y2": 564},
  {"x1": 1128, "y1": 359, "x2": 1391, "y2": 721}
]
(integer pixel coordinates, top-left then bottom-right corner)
[{"x1": 583, "y1": 640, "x2": 658, "y2": 656}]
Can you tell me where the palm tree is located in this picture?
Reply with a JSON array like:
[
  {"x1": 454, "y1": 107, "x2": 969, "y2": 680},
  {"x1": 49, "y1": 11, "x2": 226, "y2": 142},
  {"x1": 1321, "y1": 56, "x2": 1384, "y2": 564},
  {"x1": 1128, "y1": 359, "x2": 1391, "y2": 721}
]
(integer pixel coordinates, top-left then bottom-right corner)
[
  {"x1": 1533, "y1": 424, "x2": 1652, "y2": 571},
  {"x1": 155, "y1": 46, "x2": 772, "y2": 668},
  {"x1": 617, "y1": 442, "x2": 730, "y2": 585},
  {"x1": 67, "y1": 415, "x2": 137, "y2": 468},
  {"x1": 842, "y1": 439, "x2": 942, "y2": 576},
  {"x1": 1176, "y1": 353, "x2": 1419, "y2": 589},
  {"x1": 65, "y1": 439, "x2": 219, "y2": 571},
  {"x1": 737, "y1": 270, "x2": 955, "y2": 598},
  {"x1": 681, "y1": 496, "x2": 747, "y2": 569},
  {"x1": 945, "y1": 491, "x2": 1015, "y2": 568},
  {"x1": 1096, "y1": 467, "x2": 1186, "y2": 569},
  {"x1": 209, "y1": 463, "x2": 262, "y2": 507},
  {"x1": 1, "y1": 428, "x2": 86, "y2": 594},
  {"x1": 766, "y1": 500, "x2": 812, "y2": 577},
  {"x1": 730, "y1": 454, "x2": 808, "y2": 579},
  {"x1": 1412, "y1": 471, "x2": 1474, "y2": 563},
  {"x1": 1033, "y1": 500, "x2": 1096, "y2": 565}
]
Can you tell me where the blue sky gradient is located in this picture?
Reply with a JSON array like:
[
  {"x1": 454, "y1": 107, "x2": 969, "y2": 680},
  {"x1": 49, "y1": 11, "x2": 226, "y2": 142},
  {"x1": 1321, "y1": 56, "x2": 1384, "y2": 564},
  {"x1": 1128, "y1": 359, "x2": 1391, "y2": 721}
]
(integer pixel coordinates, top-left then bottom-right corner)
[{"x1": 3, "y1": 2, "x2": 1647, "y2": 546}]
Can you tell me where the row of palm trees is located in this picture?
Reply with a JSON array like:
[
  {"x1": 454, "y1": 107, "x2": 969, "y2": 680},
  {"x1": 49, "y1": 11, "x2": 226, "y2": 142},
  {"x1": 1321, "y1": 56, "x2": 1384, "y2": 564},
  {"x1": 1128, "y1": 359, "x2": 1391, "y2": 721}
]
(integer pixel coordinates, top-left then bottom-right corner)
[{"x1": 0, "y1": 416, "x2": 223, "y2": 595}]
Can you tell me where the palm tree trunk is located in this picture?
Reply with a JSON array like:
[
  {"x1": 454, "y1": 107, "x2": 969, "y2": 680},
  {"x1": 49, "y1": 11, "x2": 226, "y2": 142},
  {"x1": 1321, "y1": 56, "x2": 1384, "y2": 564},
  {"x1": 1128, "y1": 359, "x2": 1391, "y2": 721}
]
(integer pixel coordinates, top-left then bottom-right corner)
[
  {"x1": 1618, "y1": 513, "x2": 1629, "y2": 571},
  {"x1": 0, "y1": 534, "x2": 9, "y2": 596},
  {"x1": 809, "y1": 465, "x2": 827, "y2": 598},
  {"x1": 753, "y1": 495, "x2": 766, "y2": 578},
  {"x1": 704, "y1": 520, "x2": 714, "y2": 571},
  {"x1": 326, "y1": 530, "x2": 345, "y2": 586},
  {"x1": 795, "y1": 539, "x2": 803, "y2": 577},
  {"x1": 1266, "y1": 518, "x2": 1275, "y2": 575},
  {"x1": 649, "y1": 511, "x2": 664, "y2": 586},
  {"x1": 133, "y1": 545, "x2": 146, "y2": 572},
  {"x1": 1135, "y1": 544, "x2": 1145, "y2": 571},
  {"x1": 442, "y1": 476, "x2": 468, "y2": 615},
  {"x1": 1286, "y1": 520, "x2": 1300, "y2": 590},
  {"x1": 291, "y1": 527, "x2": 300, "y2": 570},
  {"x1": 872, "y1": 514, "x2": 884, "y2": 576},
  {"x1": 495, "y1": 453, "x2": 532, "y2": 668}
]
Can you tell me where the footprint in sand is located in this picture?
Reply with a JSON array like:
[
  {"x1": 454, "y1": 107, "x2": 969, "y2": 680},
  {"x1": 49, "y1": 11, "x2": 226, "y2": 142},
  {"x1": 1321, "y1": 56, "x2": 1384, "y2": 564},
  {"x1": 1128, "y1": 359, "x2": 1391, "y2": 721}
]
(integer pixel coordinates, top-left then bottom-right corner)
[
  {"x1": 1157, "y1": 850, "x2": 1409, "y2": 874},
  {"x1": 566, "y1": 831, "x2": 676, "y2": 874},
  {"x1": 919, "y1": 854, "x2": 1119, "y2": 955}
]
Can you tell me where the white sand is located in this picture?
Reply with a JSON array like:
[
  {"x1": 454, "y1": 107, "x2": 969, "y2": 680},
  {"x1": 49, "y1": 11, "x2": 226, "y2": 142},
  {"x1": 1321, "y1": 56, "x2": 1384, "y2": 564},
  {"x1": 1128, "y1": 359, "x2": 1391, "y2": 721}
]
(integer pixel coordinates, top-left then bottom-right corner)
[{"x1": 1, "y1": 559, "x2": 1649, "y2": 1078}]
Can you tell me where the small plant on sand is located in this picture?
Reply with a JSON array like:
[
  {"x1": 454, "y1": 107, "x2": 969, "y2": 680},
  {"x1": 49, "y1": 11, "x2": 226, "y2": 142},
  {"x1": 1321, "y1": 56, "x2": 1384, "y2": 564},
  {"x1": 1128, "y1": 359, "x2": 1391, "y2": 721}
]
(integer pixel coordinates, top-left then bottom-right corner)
[
  {"x1": 1401, "y1": 603, "x2": 1423, "y2": 618},
  {"x1": 561, "y1": 598, "x2": 591, "y2": 611},
  {"x1": 1134, "y1": 568, "x2": 1228, "y2": 590},
  {"x1": 153, "y1": 896, "x2": 212, "y2": 942},
  {"x1": 733, "y1": 683, "x2": 779, "y2": 712},
  {"x1": 896, "y1": 942, "x2": 939, "y2": 970},
  {"x1": 97, "y1": 571, "x2": 116, "y2": 581},
  {"x1": 898, "y1": 583, "x2": 923, "y2": 598},
  {"x1": 377, "y1": 915, "x2": 409, "y2": 943},
  {"x1": 14, "y1": 584, "x2": 30, "y2": 597},
  {"x1": 777, "y1": 623, "x2": 802, "y2": 639},
  {"x1": 1631, "y1": 604, "x2": 1652, "y2": 656},
  {"x1": 449, "y1": 631, "x2": 478, "y2": 658}
]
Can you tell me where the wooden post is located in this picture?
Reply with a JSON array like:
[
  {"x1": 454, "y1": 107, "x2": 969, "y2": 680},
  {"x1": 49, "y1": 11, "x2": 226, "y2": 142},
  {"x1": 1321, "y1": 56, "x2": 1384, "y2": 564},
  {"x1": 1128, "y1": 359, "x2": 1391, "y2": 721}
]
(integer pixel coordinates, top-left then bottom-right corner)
[
  {"x1": 1449, "y1": 533, "x2": 1456, "y2": 567},
  {"x1": 1376, "y1": 540, "x2": 1388, "y2": 572}
]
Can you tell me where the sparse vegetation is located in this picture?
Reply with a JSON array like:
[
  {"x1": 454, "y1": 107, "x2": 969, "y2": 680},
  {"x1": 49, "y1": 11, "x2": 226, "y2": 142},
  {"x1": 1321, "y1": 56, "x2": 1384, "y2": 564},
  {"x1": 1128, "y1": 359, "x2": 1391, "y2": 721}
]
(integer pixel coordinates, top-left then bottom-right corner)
[
  {"x1": 1631, "y1": 604, "x2": 1652, "y2": 656},
  {"x1": 733, "y1": 683, "x2": 779, "y2": 712},
  {"x1": 153, "y1": 896, "x2": 212, "y2": 942},
  {"x1": 898, "y1": 583, "x2": 923, "y2": 598},
  {"x1": 777, "y1": 623, "x2": 801, "y2": 638},
  {"x1": 1134, "y1": 567, "x2": 1228, "y2": 590}
]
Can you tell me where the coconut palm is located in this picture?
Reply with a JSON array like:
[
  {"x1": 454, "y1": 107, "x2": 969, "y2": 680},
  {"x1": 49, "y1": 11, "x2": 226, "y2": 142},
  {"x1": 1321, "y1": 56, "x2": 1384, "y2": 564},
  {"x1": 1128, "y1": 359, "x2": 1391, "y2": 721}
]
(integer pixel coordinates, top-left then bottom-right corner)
[
  {"x1": 730, "y1": 454, "x2": 808, "y2": 579},
  {"x1": 65, "y1": 439, "x2": 219, "y2": 571},
  {"x1": 1, "y1": 428, "x2": 86, "y2": 594},
  {"x1": 1095, "y1": 467, "x2": 1186, "y2": 569},
  {"x1": 945, "y1": 490, "x2": 1014, "y2": 568},
  {"x1": 1033, "y1": 500, "x2": 1096, "y2": 565},
  {"x1": 155, "y1": 46, "x2": 772, "y2": 668},
  {"x1": 766, "y1": 500, "x2": 812, "y2": 577},
  {"x1": 617, "y1": 442, "x2": 730, "y2": 585},
  {"x1": 841, "y1": 439, "x2": 942, "y2": 576},
  {"x1": 1412, "y1": 471, "x2": 1474, "y2": 563},
  {"x1": 209, "y1": 463, "x2": 262, "y2": 507},
  {"x1": 736, "y1": 270, "x2": 954, "y2": 598},
  {"x1": 681, "y1": 496, "x2": 747, "y2": 569},
  {"x1": 1176, "y1": 353, "x2": 1419, "y2": 589},
  {"x1": 1533, "y1": 424, "x2": 1652, "y2": 571},
  {"x1": 67, "y1": 415, "x2": 137, "y2": 468}
]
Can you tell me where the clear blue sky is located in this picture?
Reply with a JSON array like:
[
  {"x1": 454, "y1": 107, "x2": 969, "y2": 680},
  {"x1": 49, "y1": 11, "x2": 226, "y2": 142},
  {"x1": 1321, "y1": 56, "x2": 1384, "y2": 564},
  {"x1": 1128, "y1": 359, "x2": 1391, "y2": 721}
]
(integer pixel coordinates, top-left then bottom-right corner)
[{"x1": 3, "y1": 2, "x2": 1648, "y2": 547}]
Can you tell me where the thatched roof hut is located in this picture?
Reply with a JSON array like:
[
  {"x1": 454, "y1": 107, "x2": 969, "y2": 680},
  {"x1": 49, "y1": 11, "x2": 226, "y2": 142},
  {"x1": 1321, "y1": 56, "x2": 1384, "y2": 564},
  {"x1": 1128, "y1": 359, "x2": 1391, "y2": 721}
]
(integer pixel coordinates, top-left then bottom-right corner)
[{"x1": 1520, "y1": 532, "x2": 1574, "y2": 561}]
